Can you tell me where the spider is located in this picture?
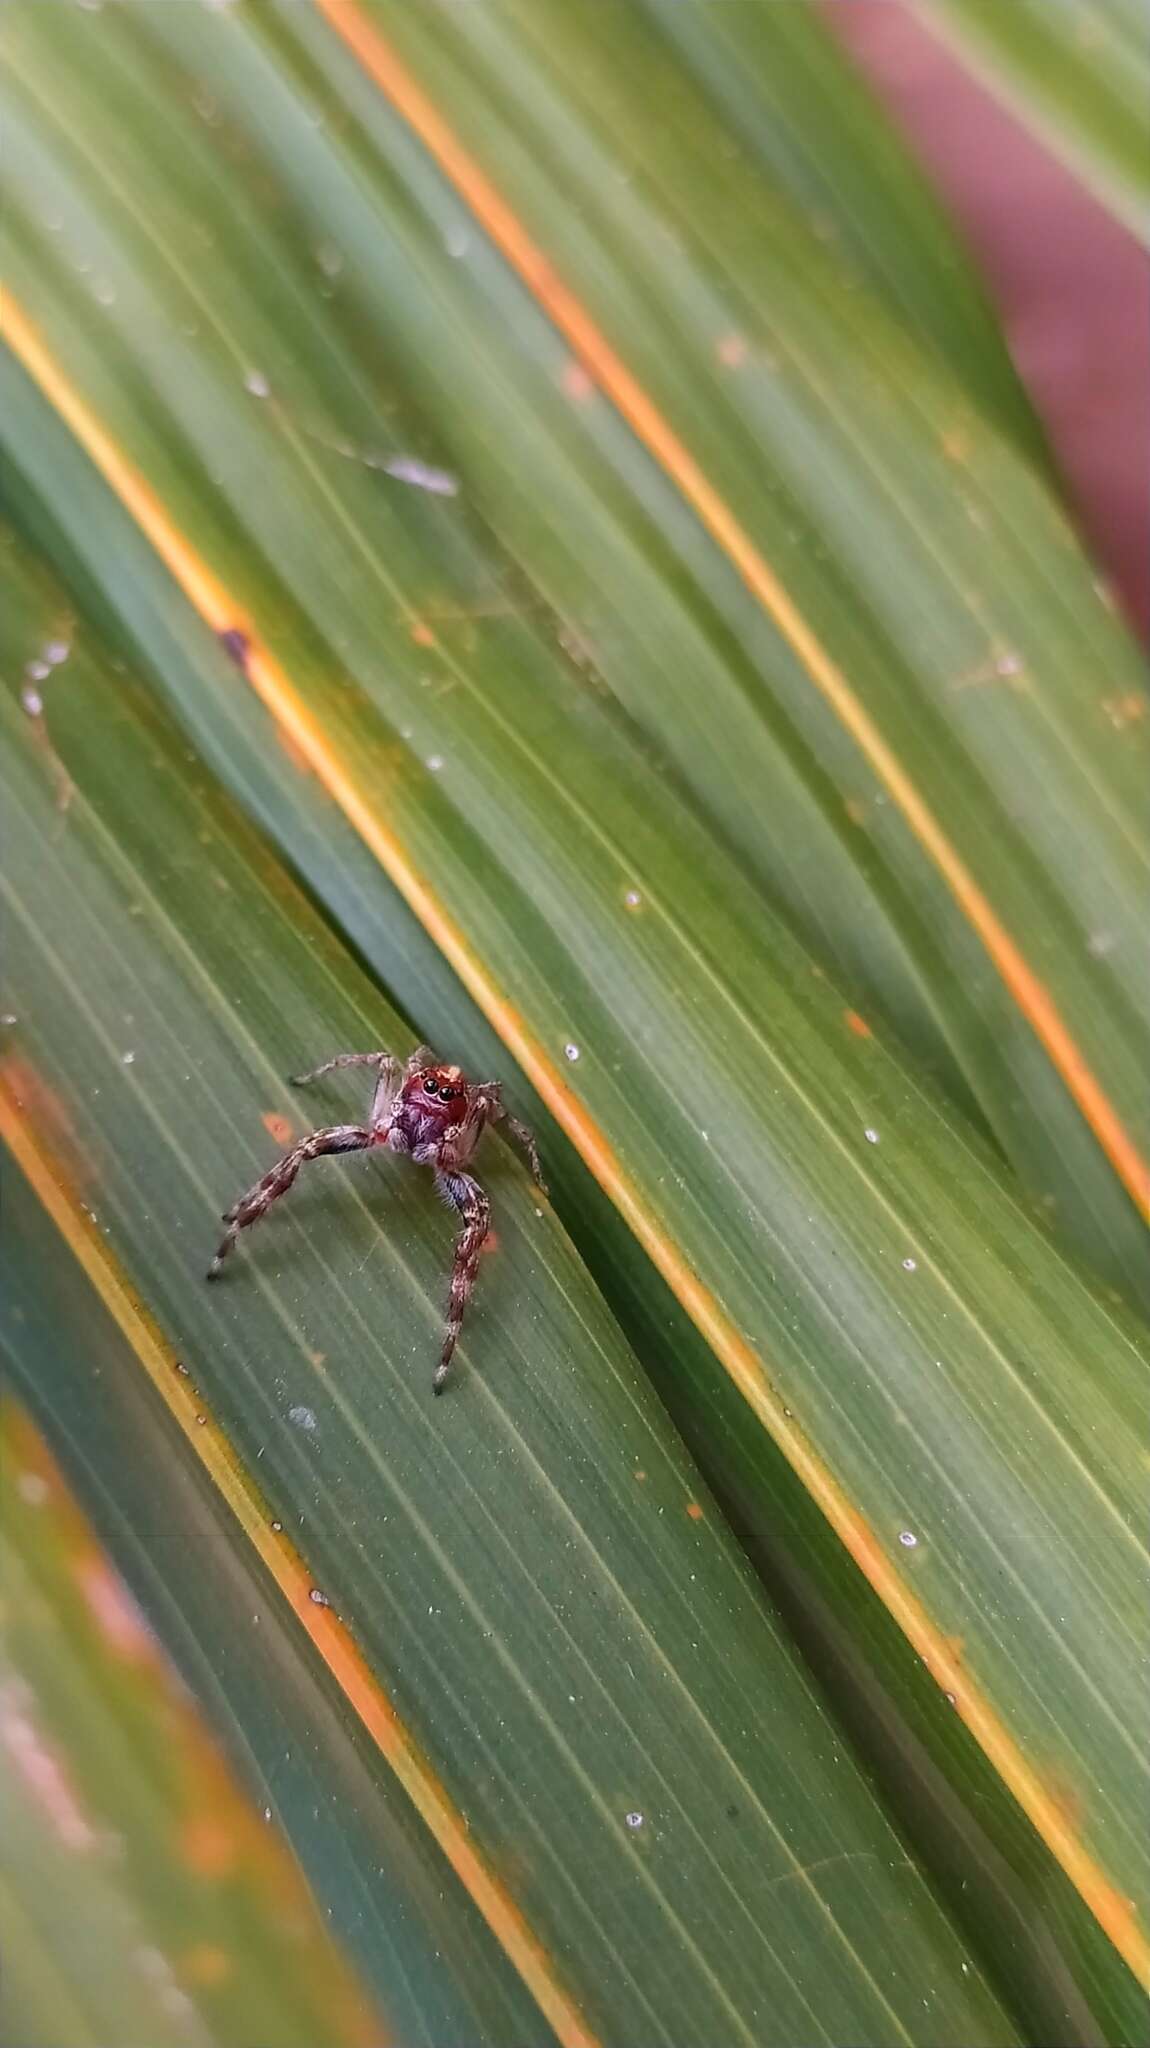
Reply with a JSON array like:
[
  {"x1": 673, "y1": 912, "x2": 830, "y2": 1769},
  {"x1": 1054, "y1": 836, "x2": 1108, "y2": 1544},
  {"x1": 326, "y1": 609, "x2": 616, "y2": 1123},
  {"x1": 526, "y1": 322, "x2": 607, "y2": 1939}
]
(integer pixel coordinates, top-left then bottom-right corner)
[{"x1": 206, "y1": 1046, "x2": 545, "y2": 1393}]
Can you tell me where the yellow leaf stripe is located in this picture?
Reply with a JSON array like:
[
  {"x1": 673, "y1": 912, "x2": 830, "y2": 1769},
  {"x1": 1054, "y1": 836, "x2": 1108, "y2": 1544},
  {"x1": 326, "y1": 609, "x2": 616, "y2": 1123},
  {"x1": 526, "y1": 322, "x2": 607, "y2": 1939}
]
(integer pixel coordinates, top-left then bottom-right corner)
[
  {"x1": 0, "y1": 1082, "x2": 601, "y2": 2048},
  {"x1": 2, "y1": 296, "x2": 1145, "y2": 1983},
  {"x1": 312, "y1": 0, "x2": 1150, "y2": 1230}
]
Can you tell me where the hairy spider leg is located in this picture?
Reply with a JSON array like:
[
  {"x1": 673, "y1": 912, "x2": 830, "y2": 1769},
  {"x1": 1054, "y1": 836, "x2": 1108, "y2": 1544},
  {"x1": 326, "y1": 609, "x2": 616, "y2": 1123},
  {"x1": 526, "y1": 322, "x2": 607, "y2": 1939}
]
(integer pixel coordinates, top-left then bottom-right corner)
[
  {"x1": 290, "y1": 1050, "x2": 402, "y2": 1128},
  {"x1": 503, "y1": 1111, "x2": 547, "y2": 1190},
  {"x1": 206, "y1": 1124, "x2": 371, "y2": 1277},
  {"x1": 433, "y1": 1169, "x2": 491, "y2": 1393}
]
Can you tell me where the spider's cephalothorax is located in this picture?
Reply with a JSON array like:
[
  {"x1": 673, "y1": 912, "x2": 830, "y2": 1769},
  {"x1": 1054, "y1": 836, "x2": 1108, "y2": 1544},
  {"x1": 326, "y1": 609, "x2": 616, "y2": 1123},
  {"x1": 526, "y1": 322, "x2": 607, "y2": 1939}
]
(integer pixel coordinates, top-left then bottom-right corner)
[{"x1": 206, "y1": 1046, "x2": 545, "y2": 1392}]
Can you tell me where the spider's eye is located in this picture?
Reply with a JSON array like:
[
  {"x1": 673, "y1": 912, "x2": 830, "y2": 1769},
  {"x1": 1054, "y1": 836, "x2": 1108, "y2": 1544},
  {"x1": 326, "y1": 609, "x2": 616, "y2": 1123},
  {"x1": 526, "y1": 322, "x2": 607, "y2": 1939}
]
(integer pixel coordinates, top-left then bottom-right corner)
[
  {"x1": 441, "y1": 1085, "x2": 460, "y2": 1101},
  {"x1": 423, "y1": 1075, "x2": 439, "y2": 1095}
]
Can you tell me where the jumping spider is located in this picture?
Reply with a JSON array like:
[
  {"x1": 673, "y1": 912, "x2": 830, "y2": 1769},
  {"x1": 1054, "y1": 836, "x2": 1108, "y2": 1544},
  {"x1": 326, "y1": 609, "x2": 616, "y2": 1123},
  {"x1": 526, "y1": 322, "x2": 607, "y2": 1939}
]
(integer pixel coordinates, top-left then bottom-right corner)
[{"x1": 207, "y1": 1046, "x2": 545, "y2": 1393}]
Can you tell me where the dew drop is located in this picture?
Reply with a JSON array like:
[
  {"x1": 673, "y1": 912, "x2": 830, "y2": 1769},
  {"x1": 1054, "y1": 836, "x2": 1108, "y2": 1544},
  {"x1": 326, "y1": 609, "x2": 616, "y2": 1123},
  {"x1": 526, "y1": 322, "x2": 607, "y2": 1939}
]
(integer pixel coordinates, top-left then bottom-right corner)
[
  {"x1": 309, "y1": 1587, "x2": 332, "y2": 1607},
  {"x1": 902, "y1": 1257, "x2": 917, "y2": 1272},
  {"x1": 120, "y1": 1050, "x2": 136, "y2": 1066},
  {"x1": 21, "y1": 687, "x2": 43, "y2": 717},
  {"x1": 43, "y1": 640, "x2": 71, "y2": 666},
  {"x1": 244, "y1": 369, "x2": 270, "y2": 398},
  {"x1": 564, "y1": 1042, "x2": 580, "y2": 1062},
  {"x1": 624, "y1": 888, "x2": 642, "y2": 909},
  {"x1": 425, "y1": 754, "x2": 444, "y2": 773},
  {"x1": 624, "y1": 1810, "x2": 644, "y2": 1830},
  {"x1": 864, "y1": 1127, "x2": 880, "y2": 1144},
  {"x1": 288, "y1": 1404, "x2": 317, "y2": 1432},
  {"x1": 898, "y1": 1529, "x2": 918, "y2": 1549}
]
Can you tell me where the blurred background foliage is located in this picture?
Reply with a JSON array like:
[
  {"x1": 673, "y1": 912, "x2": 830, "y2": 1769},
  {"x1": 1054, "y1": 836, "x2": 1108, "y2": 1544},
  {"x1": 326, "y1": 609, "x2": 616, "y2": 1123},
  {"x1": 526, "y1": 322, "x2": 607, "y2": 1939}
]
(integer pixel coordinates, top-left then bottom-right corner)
[{"x1": 2, "y1": 2, "x2": 1147, "y2": 2043}]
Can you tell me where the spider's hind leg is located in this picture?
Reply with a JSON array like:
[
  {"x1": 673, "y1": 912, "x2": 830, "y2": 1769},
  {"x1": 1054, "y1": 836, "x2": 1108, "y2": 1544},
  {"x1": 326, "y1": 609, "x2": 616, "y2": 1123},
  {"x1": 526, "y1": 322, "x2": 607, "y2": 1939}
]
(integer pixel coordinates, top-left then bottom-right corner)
[{"x1": 432, "y1": 1169, "x2": 491, "y2": 1394}]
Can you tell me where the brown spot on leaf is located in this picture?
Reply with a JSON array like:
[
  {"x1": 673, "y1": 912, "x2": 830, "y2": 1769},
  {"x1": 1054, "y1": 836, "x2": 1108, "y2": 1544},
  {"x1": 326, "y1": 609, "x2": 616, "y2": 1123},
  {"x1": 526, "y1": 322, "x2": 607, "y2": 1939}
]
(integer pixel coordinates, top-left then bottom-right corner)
[
  {"x1": 716, "y1": 333, "x2": 748, "y2": 368},
  {"x1": 179, "y1": 1813, "x2": 238, "y2": 1880},
  {"x1": 218, "y1": 627, "x2": 251, "y2": 674},
  {"x1": 1102, "y1": 693, "x2": 1146, "y2": 729},
  {"x1": 181, "y1": 1943, "x2": 233, "y2": 1988},
  {"x1": 409, "y1": 619, "x2": 437, "y2": 647},
  {"x1": 844, "y1": 1009, "x2": 872, "y2": 1038},
  {"x1": 261, "y1": 1112, "x2": 294, "y2": 1146},
  {"x1": 561, "y1": 361, "x2": 593, "y2": 402},
  {"x1": 686, "y1": 1502, "x2": 704, "y2": 1521},
  {"x1": 0, "y1": 1058, "x2": 94, "y2": 1195}
]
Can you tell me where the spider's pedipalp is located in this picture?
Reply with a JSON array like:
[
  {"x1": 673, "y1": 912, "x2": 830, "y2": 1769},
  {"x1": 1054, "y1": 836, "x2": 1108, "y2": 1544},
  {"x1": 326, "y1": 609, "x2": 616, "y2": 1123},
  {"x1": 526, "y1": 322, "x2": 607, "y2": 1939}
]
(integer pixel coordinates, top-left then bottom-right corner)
[{"x1": 433, "y1": 1168, "x2": 491, "y2": 1394}]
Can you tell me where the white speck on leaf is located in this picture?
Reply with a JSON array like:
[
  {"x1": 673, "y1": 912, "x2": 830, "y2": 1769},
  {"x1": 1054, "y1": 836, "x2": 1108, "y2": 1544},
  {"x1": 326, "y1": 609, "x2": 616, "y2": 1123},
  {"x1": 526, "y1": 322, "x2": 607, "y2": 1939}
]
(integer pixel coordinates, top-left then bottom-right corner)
[
  {"x1": 289, "y1": 1405, "x2": 317, "y2": 1432},
  {"x1": 902, "y1": 1257, "x2": 917, "y2": 1272},
  {"x1": 898, "y1": 1530, "x2": 918, "y2": 1549},
  {"x1": 244, "y1": 369, "x2": 270, "y2": 398},
  {"x1": 381, "y1": 455, "x2": 458, "y2": 496},
  {"x1": 625, "y1": 1811, "x2": 644, "y2": 1830},
  {"x1": 120, "y1": 1051, "x2": 136, "y2": 1066},
  {"x1": 21, "y1": 688, "x2": 43, "y2": 717},
  {"x1": 564, "y1": 1043, "x2": 580, "y2": 1062},
  {"x1": 864, "y1": 1127, "x2": 880, "y2": 1144}
]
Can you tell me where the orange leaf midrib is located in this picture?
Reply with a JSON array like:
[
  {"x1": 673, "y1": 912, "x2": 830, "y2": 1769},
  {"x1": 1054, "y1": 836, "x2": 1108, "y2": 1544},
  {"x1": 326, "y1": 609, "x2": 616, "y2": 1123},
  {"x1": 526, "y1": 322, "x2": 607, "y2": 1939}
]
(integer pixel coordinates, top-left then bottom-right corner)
[{"x1": 311, "y1": 0, "x2": 1150, "y2": 1229}]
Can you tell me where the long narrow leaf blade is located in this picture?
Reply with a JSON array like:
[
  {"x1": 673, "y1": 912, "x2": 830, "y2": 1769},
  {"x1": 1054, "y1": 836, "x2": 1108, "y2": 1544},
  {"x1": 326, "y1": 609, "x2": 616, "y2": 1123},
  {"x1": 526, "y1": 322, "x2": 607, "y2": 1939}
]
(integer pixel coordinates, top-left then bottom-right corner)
[{"x1": 0, "y1": 541, "x2": 1024, "y2": 2043}]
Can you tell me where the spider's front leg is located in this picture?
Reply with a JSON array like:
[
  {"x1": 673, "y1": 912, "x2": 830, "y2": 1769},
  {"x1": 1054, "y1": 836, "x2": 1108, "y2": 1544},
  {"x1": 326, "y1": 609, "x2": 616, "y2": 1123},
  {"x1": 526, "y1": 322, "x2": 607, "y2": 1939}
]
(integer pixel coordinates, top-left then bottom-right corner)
[
  {"x1": 290, "y1": 1049, "x2": 401, "y2": 1128},
  {"x1": 207, "y1": 1124, "x2": 370, "y2": 1278},
  {"x1": 433, "y1": 1169, "x2": 491, "y2": 1394},
  {"x1": 473, "y1": 1085, "x2": 547, "y2": 1194}
]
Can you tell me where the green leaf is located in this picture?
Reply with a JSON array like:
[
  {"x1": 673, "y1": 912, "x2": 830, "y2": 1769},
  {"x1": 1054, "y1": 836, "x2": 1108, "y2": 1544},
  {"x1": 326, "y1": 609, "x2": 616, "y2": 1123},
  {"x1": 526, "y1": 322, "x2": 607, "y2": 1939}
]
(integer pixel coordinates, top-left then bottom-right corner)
[
  {"x1": 1, "y1": 536, "x2": 1025, "y2": 2044},
  {"x1": 2, "y1": 0, "x2": 1147, "y2": 2012},
  {"x1": 2, "y1": 392, "x2": 1140, "y2": 2042},
  {"x1": 4, "y1": 0, "x2": 1147, "y2": 1309},
  {"x1": 907, "y1": 0, "x2": 1150, "y2": 242},
  {"x1": 0, "y1": 1182, "x2": 554, "y2": 2048}
]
